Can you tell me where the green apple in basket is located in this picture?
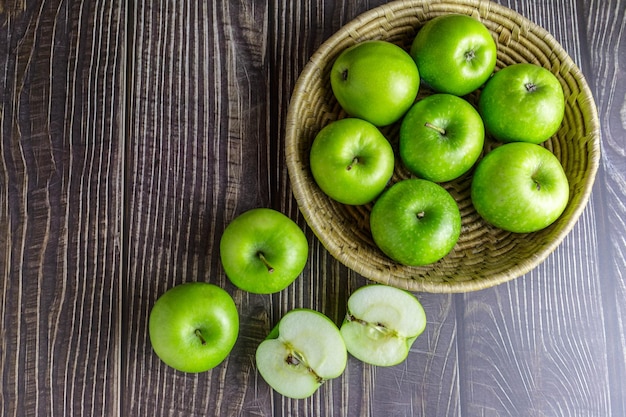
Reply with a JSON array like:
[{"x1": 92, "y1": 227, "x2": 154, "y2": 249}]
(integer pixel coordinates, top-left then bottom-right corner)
[
  {"x1": 220, "y1": 208, "x2": 309, "y2": 294},
  {"x1": 370, "y1": 178, "x2": 462, "y2": 266},
  {"x1": 330, "y1": 40, "x2": 420, "y2": 126},
  {"x1": 471, "y1": 142, "x2": 570, "y2": 233},
  {"x1": 400, "y1": 93, "x2": 485, "y2": 182},
  {"x1": 410, "y1": 14, "x2": 497, "y2": 96},
  {"x1": 478, "y1": 63, "x2": 566, "y2": 144},
  {"x1": 309, "y1": 118, "x2": 395, "y2": 205},
  {"x1": 256, "y1": 309, "x2": 347, "y2": 399},
  {"x1": 340, "y1": 284, "x2": 427, "y2": 367},
  {"x1": 149, "y1": 282, "x2": 239, "y2": 373}
]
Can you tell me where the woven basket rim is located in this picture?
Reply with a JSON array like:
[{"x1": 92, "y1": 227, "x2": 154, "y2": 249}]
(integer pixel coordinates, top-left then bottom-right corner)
[{"x1": 285, "y1": 0, "x2": 601, "y2": 293}]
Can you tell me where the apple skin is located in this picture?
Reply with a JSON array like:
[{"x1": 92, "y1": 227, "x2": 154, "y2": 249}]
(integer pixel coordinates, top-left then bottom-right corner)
[
  {"x1": 410, "y1": 14, "x2": 497, "y2": 96},
  {"x1": 478, "y1": 63, "x2": 565, "y2": 144},
  {"x1": 370, "y1": 179, "x2": 461, "y2": 266},
  {"x1": 400, "y1": 93, "x2": 485, "y2": 182},
  {"x1": 310, "y1": 118, "x2": 395, "y2": 205},
  {"x1": 330, "y1": 40, "x2": 420, "y2": 126},
  {"x1": 148, "y1": 282, "x2": 239, "y2": 373},
  {"x1": 220, "y1": 208, "x2": 308, "y2": 294},
  {"x1": 471, "y1": 142, "x2": 570, "y2": 233}
]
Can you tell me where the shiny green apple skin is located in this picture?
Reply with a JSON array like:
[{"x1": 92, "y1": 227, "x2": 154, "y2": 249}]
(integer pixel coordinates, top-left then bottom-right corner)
[
  {"x1": 400, "y1": 93, "x2": 485, "y2": 182},
  {"x1": 410, "y1": 14, "x2": 497, "y2": 96},
  {"x1": 148, "y1": 282, "x2": 239, "y2": 373},
  {"x1": 370, "y1": 179, "x2": 461, "y2": 266},
  {"x1": 478, "y1": 63, "x2": 565, "y2": 144},
  {"x1": 331, "y1": 40, "x2": 420, "y2": 126},
  {"x1": 310, "y1": 118, "x2": 395, "y2": 205},
  {"x1": 220, "y1": 208, "x2": 308, "y2": 294},
  {"x1": 471, "y1": 142, "x2": 569, "y2": 233}
]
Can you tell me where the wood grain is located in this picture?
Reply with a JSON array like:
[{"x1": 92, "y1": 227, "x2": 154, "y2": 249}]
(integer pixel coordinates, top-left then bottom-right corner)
[
  {"x1": 2, "y1": 0, "x2": 625, "y2": 416},
  {"x1": 0, "y1": 0, "x2": 124, "y2": 416},
  {"x1": 585, "y1": 0, "x2": 626, "y2": 416}
]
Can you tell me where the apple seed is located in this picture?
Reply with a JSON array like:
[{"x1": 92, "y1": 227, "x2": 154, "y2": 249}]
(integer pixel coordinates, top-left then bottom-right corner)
[{"x1": 285, "y1": 349, "x2": 323, "y2": 384}]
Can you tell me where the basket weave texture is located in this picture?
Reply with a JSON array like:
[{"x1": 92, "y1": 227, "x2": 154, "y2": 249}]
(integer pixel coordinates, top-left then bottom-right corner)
[{"x1": 285, "y1": 0, "x2": 600, "y2": 293}]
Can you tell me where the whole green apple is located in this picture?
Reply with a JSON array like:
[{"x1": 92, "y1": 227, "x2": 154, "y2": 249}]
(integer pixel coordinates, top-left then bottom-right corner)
[
  {"x1": 478, "y1": 63, "x2": 565, "y2": 144},
  {"x1": 330, "y1": 40, "x2": 420, "y2": 126},
  {"x1": 310, "y1": 118, "x2": 395, "y2": 205},
  {"x1": 148, "y1": 282, "x2": 239, "y2": 373},
  {"x1": 471, "y1": 142, "x2": 570, "y2": 233},
  {"x1": 370, "y1": 179, "x2": 461, "y2": 266},
  {"x1": 400, "y1": 93, "x2": 484, "y2": 182},
  {"x1": 220, "y1": 208, "x2": 308, "y2": 294},
  {"x1": 256, "y1": 309, "x2": 347, "y2": 399},
  {"x1": 340, "y1": 284, "x2": 426, "y2": 367},
  {"x1": 410, "y1": 14, "x2": 496, "y2": 96}
]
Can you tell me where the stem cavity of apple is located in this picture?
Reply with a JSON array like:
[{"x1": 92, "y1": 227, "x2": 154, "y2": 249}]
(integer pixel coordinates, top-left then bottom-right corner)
[
  {"x1": 464, "y1": 49, "x2": 476, "y2": 62},
  {"x1": 195, "y1": 329, "x2": 207, "y2": 346},
  {"x1": 424, "y1": 122, "x2": 446, "y2": 136},
  {"x1": 346, "y1": 156, "x2": 360, "y2": 171},
  {"x1": 525, "y1": 82, "x2": 538, "y2": 92},
  {"x1": 286, "y1": 349, "x2": 323, "y2": 384},
  {"x1": 257, "y1": 252, "x2": 275, "y2": 273},
  {"x1": 341, "y1": 68, "x2": 349, "y2": 81}
]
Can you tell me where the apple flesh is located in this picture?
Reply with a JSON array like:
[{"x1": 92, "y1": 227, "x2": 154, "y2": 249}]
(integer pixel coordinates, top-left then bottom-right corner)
[
  {"x1": 370, "y1": 179, "x2": 461, "y2": 266},
  {"x1": 149, "y1": 282, "x2": 239, "y2": 373},
  {"x1": 310, "y1": 118, "x2": 395, "y2": 205},
  {"x1": 400, "y1": 93, "x2": 485, "y2": 182},
  {"x1": 340, "y1": 284, "x2": 426, "y2": 367},
  {"x1": 220, "y1": 208, "x2": 308, "y2": 294},
  {"x1": 256, "y1": 309, "x2": 347, "y2": 399},
  {"x1": 331, "y1": 40, "x2": 420, "y2": 126},
  {"x1": 471, "y1": 142, "x2": 570, "y2": 233}
]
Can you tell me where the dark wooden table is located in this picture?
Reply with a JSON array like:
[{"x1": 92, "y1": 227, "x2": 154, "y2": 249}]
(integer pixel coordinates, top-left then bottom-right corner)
[{"x1": 1, "y1": 0, "x2": 625, "y2": 416}]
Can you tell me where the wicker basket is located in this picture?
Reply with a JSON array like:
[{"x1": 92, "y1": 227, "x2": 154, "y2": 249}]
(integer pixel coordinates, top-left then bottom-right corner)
[{"x1": 284, "y1": 0, "x2": 600, "y2": 293}]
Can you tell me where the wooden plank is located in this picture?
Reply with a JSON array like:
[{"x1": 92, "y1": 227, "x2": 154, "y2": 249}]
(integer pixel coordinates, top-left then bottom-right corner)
[
  {"x1": 583, "y1": 0, "x2": 626, "y2": 415},
  {"x1": 123, "y1": 1, "x2": 273, "y2": 416},
  {"x1": 0, "y1": 1, "x2": 124, "y2": 416},
  {"x1": 457, "y1": 0, "x2": 614, "y2": 415}
]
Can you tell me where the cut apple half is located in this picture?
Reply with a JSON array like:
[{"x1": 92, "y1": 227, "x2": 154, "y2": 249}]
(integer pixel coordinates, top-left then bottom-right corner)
[
  {"x1": 256, "y1": 308, "x2": 347, "y2": 399},
  {"x1": 340, "y1": 284, "x2": 426, "y2": 367}
]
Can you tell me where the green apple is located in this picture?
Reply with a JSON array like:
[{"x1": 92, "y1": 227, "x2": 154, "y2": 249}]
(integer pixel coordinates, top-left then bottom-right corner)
[
  {"x1": 330, "y1": 40, "x2": 420, "y2": 126},
  {"x1": 370, "y1": 179, "x2": 461, "y2": 266},
  {"x1": 471, "y1": 142, "x2": 570, "y2": 233},
  {"x1": 410, "y1": 14, "x2": 497, "y2": 96},
  {"x1": 220, "y1": 208, "x2": 308, "y2": 294},
  {"x1": 310, "y1": 118, "x2": 395, "y2": 205},
  {"x1": 478, "y1": 63, "x2": 565, "y2": 144},
  {"x1": 340, "y1": 284, "x2": 426, "y2": 367},
  {"x1": 148, "y1": 282, "x2": 239, "y2": 373},
  {"x1": 400, "y1": 93, "x2": 484, "y2": 182},
  {"x1": 256, "y1": 309, "x2": 347, "y2": 399}
]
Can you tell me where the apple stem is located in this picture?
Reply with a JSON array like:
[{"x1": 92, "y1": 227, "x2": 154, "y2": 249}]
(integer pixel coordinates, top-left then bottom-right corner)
[
  {"x1": 195, "y1": 329, "x2": 207, "y2": 345},
  {"x1": 424, "y1": 122, "x2": 446, "y2": 136},
  {"x1": 257, "y1": 252, "x2": 274, "y2": 273},
  {"x1": 346, "y1": 156, "x2": 359, "y2": 171}
]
